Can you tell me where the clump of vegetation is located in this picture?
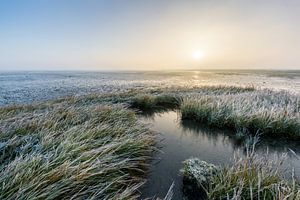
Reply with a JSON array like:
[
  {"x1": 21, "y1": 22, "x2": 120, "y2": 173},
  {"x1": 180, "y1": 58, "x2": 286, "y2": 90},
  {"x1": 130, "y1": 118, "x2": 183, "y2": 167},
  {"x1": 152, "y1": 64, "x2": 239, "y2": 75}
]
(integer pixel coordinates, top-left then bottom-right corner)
[
  {"x1": 130, "y1": 94, "x2": 182, "y2": 110},
  {"x1": 181, "y1": 159, "x2": 219, "y2": 199},
  {"x1": 0, "y1": 104, "x2": 154, "y2": 199},
  {"x1": 181, "y1": 89, "x2": 300, "y2": 138},
  {"x1": 129, "y1": 85, "x2": 255, "y2": 111},
  {"x1": 182, "y1": 148, "x2": 300, "y2": 199},
  {"x1": 182, "y1": 159, "x2": 218, "y2": 187}
]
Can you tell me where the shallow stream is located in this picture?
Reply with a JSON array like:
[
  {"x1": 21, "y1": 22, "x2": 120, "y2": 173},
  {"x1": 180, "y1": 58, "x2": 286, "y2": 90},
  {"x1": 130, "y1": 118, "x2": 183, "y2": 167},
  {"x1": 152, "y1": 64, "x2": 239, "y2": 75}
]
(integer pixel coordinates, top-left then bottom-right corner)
[{"x1": 140, "y1": 111, "x2": 300, "y2": 199}]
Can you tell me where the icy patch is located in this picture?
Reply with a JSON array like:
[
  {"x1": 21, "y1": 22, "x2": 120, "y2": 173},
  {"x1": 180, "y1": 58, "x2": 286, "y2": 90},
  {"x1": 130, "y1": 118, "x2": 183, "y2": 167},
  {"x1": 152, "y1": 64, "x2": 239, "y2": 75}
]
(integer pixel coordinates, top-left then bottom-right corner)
[
  {"x1": 1, "y1": 71, "x2": 299, "y2": 106},
  {"x1": 182, "y1": 158, "x2": 219, "y2": 187}
]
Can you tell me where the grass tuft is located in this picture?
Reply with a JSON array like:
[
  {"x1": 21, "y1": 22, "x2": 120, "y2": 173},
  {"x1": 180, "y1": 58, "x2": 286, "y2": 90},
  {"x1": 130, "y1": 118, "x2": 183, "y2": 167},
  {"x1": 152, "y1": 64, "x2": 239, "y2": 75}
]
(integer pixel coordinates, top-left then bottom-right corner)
[
  {"x1": 182, "y1": 146, "x2": 300, "y2": 199},
  {"x1": 208, "y1": 152, "x2": 300, "y2": 199},
  {"x1": 181, "y1": 89, "x2": 300, "y2": 138},
  {"x1": 0, "y1": 104, "x2": 154, "y2": 199},
  {"x1": 130, "y1": 95, "x2": 182, "y2": 110}
]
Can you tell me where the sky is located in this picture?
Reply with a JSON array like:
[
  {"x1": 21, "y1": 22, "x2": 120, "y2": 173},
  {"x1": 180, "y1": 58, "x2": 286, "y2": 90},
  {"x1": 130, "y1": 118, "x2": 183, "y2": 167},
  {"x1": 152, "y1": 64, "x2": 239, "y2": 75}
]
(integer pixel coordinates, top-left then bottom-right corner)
[{"x1": 0, "y1": 0, "x2": 300, "y2": 71}]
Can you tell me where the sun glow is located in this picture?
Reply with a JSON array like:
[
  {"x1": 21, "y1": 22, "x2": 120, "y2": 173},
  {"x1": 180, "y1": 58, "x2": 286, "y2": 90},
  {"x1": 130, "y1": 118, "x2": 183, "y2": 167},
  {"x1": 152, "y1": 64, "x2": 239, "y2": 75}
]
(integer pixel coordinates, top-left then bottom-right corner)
[{"x1": 192, "y1": 50, "x2": 204, "y2": 60}]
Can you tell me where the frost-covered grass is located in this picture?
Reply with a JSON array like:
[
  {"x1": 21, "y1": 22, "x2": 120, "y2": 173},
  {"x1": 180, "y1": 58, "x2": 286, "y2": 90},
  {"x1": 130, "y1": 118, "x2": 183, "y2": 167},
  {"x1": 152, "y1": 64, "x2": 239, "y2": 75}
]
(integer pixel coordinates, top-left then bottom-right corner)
[
  {"x1": 208, "y1": 153, "x2": 300, "y2": 199},
  {"x1": 130, "y1": 94, "x2": 182, "y2": 111},
  {"x1": 0, "y1": 103, "x2": 154, "y2": 199},
  {"x1": 0, "y1": 85, "x2": 254, "y2": 119},
  {"x1": 128, "y1": 85, "x2": 255, "y2": 111},
  {"x1": 182, "y1": 149, "x2": 300, "y2": 200},
  {"x1": 181, "y1": 89, "x2": 300, "y2": 138},
  {"x1": 0, "y1": 84, "x2": 299, "y2": 199}
]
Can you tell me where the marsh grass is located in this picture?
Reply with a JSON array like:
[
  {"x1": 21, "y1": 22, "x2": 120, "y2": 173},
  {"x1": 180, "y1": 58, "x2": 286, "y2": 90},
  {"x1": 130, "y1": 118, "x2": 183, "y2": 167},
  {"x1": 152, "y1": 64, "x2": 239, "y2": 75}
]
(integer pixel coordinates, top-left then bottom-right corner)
[
  {"x1": 130, "y1": 95, "x2": 182, "y2": 111},
  {"x1": 0, "y1": 85, "x2": 255, "y2": 120},
  {"x1": 0, "y1": 104, "x2": 154, "y2": 199},
  {"x1": 207, "y1": 150, "x2": 300, "y2": 199},
  {"x1": 0, "y1": 84, "x2": 298, "y2": 199},
  {"x1": 182, "y1": 145, "x2": 300, "y2": 200},
  {"x1": 128, "y1": 85, "x2": 255, "y2": 111},
  {"x1": 181, "y1": 89, "x2": 300, "y2": 138}
]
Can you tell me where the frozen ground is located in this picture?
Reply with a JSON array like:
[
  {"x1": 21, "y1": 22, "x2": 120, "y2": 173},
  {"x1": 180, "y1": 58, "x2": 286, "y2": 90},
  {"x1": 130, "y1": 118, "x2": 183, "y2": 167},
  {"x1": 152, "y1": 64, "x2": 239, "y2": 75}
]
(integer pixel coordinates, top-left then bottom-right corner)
[{"x1": 0, "y1": 70, "x2": 299, "y2": 106}]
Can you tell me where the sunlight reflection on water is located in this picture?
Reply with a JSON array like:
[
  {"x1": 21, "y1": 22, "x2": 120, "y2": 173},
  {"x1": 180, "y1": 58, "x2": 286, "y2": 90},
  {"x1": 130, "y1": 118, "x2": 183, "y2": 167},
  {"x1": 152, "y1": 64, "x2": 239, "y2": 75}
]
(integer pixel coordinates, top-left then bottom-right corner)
[{"x1": 0, "y1": 70, "x2": 299, "y2": 106}]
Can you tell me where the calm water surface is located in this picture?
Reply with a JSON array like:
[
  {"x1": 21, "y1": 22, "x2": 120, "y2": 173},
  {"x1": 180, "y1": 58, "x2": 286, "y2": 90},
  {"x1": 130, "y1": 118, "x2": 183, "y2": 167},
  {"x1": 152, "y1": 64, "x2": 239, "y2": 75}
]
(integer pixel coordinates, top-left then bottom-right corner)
[{"x1": 140, "y1": 111, "x2": 300, "y2": 200}]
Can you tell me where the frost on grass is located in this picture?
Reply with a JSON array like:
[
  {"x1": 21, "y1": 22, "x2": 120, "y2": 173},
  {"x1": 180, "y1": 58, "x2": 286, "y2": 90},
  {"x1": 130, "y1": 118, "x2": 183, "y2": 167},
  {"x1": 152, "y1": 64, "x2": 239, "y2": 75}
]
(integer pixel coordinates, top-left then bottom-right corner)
[
  {"x1": 182, "y1": 151, "x2": 300, "y2": 200},
  {"x1": 181, "y1": 159, "x2": 219, "y2": 200},
  {"x1": 182, "y1": 159, "x2": 218, "y2": 187},
  {"x1": 0, "y1": 102, "x2": 155, "y2": 200},
  {"x1": 181, "y1": 89, "x2": 300, "y2": 138}
]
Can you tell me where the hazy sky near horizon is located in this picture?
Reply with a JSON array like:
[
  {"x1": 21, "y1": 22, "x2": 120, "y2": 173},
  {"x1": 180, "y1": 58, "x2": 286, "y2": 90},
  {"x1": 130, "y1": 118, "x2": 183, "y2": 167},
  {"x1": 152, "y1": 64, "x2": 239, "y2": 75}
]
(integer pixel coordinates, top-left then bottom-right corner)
[{"x1": 0, "y1": 0, "x2": 300, "y2": 71}]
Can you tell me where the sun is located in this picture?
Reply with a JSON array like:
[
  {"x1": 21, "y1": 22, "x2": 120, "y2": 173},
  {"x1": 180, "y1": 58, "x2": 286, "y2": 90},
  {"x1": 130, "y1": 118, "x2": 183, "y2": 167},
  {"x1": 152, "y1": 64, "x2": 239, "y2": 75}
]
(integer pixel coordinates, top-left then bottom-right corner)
[{"x1": 192, "y1": 50, "x2": 204, "y2": 60}]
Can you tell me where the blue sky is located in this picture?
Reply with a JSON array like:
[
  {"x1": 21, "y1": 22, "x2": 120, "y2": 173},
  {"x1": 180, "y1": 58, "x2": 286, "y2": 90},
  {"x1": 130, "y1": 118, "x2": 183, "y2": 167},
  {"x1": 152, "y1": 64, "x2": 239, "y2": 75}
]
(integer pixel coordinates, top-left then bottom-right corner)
[{"x1": 0, "y1": 0, "x2": 300, "y2": 70}]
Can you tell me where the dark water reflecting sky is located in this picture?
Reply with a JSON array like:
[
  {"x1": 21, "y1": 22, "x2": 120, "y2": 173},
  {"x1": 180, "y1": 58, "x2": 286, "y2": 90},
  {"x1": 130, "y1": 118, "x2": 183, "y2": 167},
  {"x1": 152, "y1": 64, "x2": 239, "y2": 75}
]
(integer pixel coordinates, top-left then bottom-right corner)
[{"x1": 140, "y1": 111, "x2": 300, "y2": 200}]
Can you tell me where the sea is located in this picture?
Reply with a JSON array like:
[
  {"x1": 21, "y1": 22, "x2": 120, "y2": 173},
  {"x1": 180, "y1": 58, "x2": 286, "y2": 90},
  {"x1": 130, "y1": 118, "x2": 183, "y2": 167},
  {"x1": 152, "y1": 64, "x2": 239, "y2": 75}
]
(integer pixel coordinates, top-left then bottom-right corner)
[{"x1": 0, "y1": 70, "x2": 299, "y2": 106}]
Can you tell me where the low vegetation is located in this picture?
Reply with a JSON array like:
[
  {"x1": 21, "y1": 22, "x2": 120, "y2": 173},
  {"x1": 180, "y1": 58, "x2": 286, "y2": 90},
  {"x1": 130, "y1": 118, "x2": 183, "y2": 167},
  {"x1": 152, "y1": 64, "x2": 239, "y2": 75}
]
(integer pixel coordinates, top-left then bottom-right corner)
[
  {"x1": 0, "y1": 103, "x2": 154, "y2": 199},
  {"x1": 130, "y1": 94, "x2": 182, "y2": 111},
  {"x1": 182, "y1": 147, "x2": 300, "y2": 199},
  {"x1": 128, "y1": 85, "x2": 255, "y2": 111},
  {"x1": 0, "y1": 84, "x2": 299, "y2": 199},
  {"x1": 181, "y1": 89, "x2": 300, "y2": 138},
  {"x1": 118, "y1": 85, "x2": 299, "y2": 139}
]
